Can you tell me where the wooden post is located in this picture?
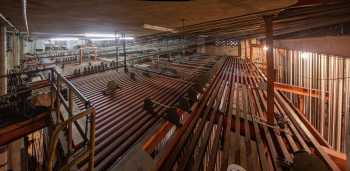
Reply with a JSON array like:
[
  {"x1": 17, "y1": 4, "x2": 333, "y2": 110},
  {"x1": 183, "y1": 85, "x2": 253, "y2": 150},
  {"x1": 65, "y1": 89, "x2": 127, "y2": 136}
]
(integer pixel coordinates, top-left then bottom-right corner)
[
  {"x1": 249, "y1": 40, "x2": 253, "y2": 62},
  {"x1": 264, "y1": 15, "x2": 275, "y2": 124},
  {"x1": 244, "y1": 40, "x2": 248, "y2": 59},
  {"x1": 68, "y1": 89, "x2": 73, "y2": 154},
  {"x1": 238, "y1": 41, "x2": 242, "y2": 57},
  {"x1": 88, "y1": 109, "x2": 96, "y2": 171},
  {"x1": 298, "y1": 95, "x2": 305, "y2": 114}
]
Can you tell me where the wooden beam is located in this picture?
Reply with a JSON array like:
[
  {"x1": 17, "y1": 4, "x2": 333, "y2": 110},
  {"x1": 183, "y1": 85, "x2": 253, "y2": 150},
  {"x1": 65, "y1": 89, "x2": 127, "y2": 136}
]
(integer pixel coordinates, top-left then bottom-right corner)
[
  {"x1": 321, "y1": 146, "x2": 346, "y2": 171},
  {"x1": 0, "y1": 112, "x2": 49, "y2": 146},
  {"x1": 264, "y1": 15, "x2": 275, "y2": 124},
  {"x1": 143, "y1": 110, "x2": 189, "y2": 154},
  {"x1": 274, "y1": 82, "x2": 329, "y2": 99},
  {"x1": 250, "y1": 44, "x2": 262, "y2": 48}
]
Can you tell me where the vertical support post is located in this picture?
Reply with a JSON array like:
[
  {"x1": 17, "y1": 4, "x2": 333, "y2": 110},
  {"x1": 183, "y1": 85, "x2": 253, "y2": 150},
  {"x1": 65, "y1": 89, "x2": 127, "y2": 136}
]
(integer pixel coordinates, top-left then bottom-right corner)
[
  {"x1": 93, "y1": 47, "x2": 97, "y2": 61},
  {"x1": 68, "y1": 89, "x2": 73, "y2": 154},
  {"x1": 249, "y1": 40, "x2": 254, "y2": 62},
  {"x1": 115, "y1": 32, "x2": 118, "y2": 71},
  {"x1": 244, "y1": 40, "x2": 248, "y2": 59},
  {"x1": 7, "y1": 139, "x2": 23, "y2": 171},
  {"x1": 50, "y1": 70, "x2": 55, "y2": 110},
  {"x1": 88, "y1": 108, "x2": 96, "y2": 171},
  {"x1": 264, "y1": 15, "x2": 275, "y2": 124},
  {"x1": 298, "y1": 95, "x2": 305, "y2": 114},
  {"x1": 122, "y1": 33, "x2": 127, "y2": 72},
  {"x1": 14, "y1": 33, "x2": 20, "y2": 67},
  {"x1": 0, "y1": 25, "x2": 7, "y2": 95},
  {"x1": 237, "y1": 41, "x2": 241, "y2": 57},
  {"x1": 0, "y1": 147, "x2": 8, "y2": 170},
  {"x1": 80, "y1": 48, "x2": 83, "y2": 64},
  {"x1": 19, "y1": 35, "x2": 24, "y2": 67},
  {"x1": 56, "y1": 77, "x2": 61, "y2": 124},
  {"x1": 182, "y1": 19, "x2": 185, "y2": 57}
]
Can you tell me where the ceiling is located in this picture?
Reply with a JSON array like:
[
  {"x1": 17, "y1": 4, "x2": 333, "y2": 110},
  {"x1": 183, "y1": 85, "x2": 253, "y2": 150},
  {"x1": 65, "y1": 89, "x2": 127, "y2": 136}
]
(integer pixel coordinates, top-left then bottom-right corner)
[{"x1": 0, "y1": 0, "x2": 297, "y2": 37}]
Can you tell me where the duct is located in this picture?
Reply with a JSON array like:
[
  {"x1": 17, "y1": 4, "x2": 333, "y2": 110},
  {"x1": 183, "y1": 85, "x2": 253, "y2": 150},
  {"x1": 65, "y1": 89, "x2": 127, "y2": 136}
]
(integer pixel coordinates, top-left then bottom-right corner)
[
  {"x1": 0, "y1": 13, "x2": 18, "y2": 31},
  {"x1": 22, "y1": 0, "x2": 30, "y2": 36}
]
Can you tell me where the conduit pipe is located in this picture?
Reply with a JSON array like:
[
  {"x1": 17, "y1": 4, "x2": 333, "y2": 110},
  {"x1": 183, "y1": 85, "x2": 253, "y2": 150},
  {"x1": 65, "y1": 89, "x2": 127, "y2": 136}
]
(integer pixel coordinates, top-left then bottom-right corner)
[{"x1": 22, "y1": 0, "x2": 30, "y2": 36}]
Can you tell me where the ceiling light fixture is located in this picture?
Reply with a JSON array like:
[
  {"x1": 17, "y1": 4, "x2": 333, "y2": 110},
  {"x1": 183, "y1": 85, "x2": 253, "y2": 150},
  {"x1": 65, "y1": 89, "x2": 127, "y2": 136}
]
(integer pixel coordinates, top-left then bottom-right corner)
[
  {"x1": 90, "y1": 37, "x2": 134, "y2": 41},
  {"x1": 143, "y1": 24, "x2": 178, "y2": 33},
  {"x1": 50, "y1": 37, "x2": 79, "y2": 41},
  {"x1": 84, "y1": 33, "x2": 120, "y2": 38},
  {"x1": 263, "y1": 46, "x2": 269, "y2": 51},
  {"x1": 90, "y1": 38, "x2": 116, "y2": 41},
  {"x1": 300, "y1": 52, "x2": 311, "y2": 60},
  {"x1": 119, "y1": 37, "x2": 134, "y2": 40}
]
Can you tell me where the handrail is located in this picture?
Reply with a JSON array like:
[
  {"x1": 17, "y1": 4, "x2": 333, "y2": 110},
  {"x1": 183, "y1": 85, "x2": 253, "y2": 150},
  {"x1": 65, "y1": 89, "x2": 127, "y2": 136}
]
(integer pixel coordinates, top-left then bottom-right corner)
[
  {"x1": 47, "y1": 108, "x2": 95, "y2": 171},
  {"x1": 1, "y1": 67, "x2": 96, "y2": 170},
  {"x1": 47, "y1": 68, "x2": 96, "y2": 171},
  {"x1": 52, "y1": 69, "x2": 90, "y2": 107}
]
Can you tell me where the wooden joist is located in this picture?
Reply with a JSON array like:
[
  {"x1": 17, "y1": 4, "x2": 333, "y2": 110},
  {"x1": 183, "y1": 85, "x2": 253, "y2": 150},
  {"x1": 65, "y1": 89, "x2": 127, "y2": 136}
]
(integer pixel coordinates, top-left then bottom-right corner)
[
  {"x1": 321, "y1": 146, "x2": 346, "y2": 171},
  {"x1": 152, "y1": 57, "x2": 342, "y2": 171},
  {"x1": 274, "y1": 82, "x2": 329, "y2": 99},
  {"x1": 69, "y1": 55, "x2": 215, "y2": 170}
]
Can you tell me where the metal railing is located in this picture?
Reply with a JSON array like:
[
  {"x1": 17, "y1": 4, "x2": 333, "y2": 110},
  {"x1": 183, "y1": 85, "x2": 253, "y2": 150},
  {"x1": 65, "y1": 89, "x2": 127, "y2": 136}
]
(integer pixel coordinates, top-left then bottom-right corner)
[
  {"x1": 0, "y1": 67, "x2": 96, "y2": 170},
  {"x1": 47, "y1": 68, "x2": 95, "y2": 171}
]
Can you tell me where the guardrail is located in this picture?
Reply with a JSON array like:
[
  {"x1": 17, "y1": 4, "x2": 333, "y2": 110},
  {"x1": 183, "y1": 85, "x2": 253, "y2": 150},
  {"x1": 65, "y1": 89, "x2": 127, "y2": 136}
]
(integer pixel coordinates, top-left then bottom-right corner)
[
  {"x1": 0, "y1": 67, "x2": 96, "y2": 170},
  {"x1": 47, "y1": 68, "x2": 95, "y2": 171}
]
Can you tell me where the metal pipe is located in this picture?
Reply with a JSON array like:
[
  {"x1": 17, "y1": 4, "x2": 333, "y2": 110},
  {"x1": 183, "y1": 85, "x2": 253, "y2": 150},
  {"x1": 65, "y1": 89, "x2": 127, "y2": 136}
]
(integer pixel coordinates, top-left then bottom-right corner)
[
  {"x1": 0, "y1": 13, "x2": 18, "y2": 31},
  {"x1": 22, "y1": 0, "x2": 30, "y2": 36}
]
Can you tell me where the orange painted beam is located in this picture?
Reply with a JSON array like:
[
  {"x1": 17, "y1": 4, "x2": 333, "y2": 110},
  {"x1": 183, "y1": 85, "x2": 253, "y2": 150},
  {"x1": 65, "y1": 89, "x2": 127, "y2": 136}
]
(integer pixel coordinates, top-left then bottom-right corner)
[
  {"x1": 274, "y1": 82, "x2": 329, "y2": 99},
  {"x1": 143, "y1": 109, "x2": 189, "y2": 154},
  {"x1": 321, "y1": 146, "x2": 346, "y2": 171},
  {"x1": 0, "y1": 112, "x2": 49, "y2": 146}
]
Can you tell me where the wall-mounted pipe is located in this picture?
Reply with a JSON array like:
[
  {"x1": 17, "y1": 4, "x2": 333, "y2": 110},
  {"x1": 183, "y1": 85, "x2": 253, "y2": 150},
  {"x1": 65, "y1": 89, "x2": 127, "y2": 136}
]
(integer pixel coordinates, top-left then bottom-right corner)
[
  {"x1": 0, "y1": 13, "x2": 18, "y2": 31},
  {"x1": 22, "y1": 0, "x2": 30, "y2": 36}
]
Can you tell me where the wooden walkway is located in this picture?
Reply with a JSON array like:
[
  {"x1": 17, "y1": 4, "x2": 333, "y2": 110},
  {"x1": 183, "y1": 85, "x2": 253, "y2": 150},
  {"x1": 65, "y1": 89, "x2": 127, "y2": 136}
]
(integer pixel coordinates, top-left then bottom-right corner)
[{"x1": 154, "y1": 57, "x2": 341, "y2": 171}]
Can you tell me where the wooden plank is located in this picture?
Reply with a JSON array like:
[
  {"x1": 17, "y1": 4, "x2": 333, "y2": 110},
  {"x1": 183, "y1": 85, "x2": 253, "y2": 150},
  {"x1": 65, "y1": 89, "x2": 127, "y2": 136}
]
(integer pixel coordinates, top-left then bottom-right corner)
[
  {"x1": 249, "y1": 90, "x2": 269, "y2": 171},
  {"x1": 220, "y1": 82, "x2": 235, "y2": 171},
  {"x1": 321, "y1": 146, "x2": 346, "y2": 171},
  {"x1": 242, "y1": 85, "x2": 253, "y2": 171}
]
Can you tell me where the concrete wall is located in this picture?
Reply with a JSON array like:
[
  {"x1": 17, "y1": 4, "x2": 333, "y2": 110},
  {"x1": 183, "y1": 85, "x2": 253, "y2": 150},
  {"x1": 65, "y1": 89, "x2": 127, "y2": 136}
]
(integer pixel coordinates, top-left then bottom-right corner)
[
  {"x1": 197, "y1": 45, "x2": 239, "y2": 56},
  {"x1": 274, "y1": 36, "x2": 350, "y2": 57}
]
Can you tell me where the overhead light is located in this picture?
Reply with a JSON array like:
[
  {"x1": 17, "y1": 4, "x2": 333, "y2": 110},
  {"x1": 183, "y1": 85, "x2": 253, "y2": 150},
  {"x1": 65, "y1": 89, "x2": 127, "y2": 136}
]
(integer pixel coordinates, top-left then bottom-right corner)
[
  {"x1": 90, "y1": 37, "x2": 134, "y2": 41},
  {"x1": 263, "y1": 46, "x2": 269, "y2": 51},
  {"x1": 50, "y1": 37, "x2": 79, "y2": 41},
  {"x1": 143, "y1": 24, "x2": 178, "y2": 33},
  {"x1": 84, "y1": 33, "x2": 120, "y2": 38},
  {"x1": 90, "y1": 38, "x2": 116, "y2": 41},
  {"x1": 119, "y1": 37, "x2": 134, "y2": 40},
  {"x1": 300, "y1": 52, "x2": 311, "y2": 59}
]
